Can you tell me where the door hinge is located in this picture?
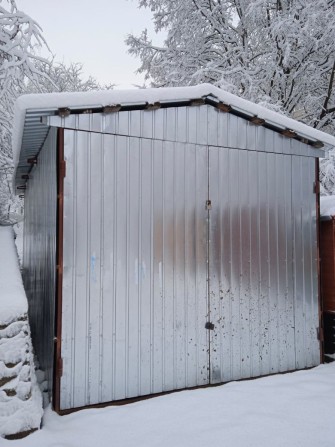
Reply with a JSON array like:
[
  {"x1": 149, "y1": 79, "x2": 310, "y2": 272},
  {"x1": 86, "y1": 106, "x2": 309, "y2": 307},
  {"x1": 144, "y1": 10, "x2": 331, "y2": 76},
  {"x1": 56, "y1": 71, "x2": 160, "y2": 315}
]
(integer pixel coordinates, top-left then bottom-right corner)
[
  {"x1": 57, "y1": 357, "x2": 63, "y2": 377},
  {"x1": 205, "y1": 322, "x2": 215, "y2": 330},
  {"x1": 206, "y1": 200, "x2": 212, "y2": 210},
  {"x1": 59, "y1": 160, "x2": 66, "y2": 179},
  {"x1": 313, "y1": 181, "x2": 320, "y2": 194}
]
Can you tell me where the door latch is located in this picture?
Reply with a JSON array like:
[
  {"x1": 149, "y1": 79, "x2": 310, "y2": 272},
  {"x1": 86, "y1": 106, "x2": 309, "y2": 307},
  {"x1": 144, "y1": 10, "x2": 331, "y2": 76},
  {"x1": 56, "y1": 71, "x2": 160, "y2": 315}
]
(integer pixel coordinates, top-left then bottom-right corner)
[
  {"x1": 206, "y1": 200, "x2": 212, "y2": 210},
  {"x1": 205, "y1": 322, "x2": 214, "y2": 330}
]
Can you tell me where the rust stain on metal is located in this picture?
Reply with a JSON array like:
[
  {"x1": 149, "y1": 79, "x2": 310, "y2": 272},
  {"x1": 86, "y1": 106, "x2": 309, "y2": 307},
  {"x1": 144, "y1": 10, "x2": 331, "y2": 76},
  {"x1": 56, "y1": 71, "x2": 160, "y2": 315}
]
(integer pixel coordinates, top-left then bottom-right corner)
[
  {"x1": 280, "y1": 129, "x2": 297, "y2": 139},
  {"x1": 145, "y1": 102, "x2": 161, "y2": 111},
  {"x1": 190, "y1": 98, "x2": 206, "y2": 106},
  {"x1": 216, "y1": 102, "x2": 231, "y2": 112},
  {"x1": 249, "y1": 116, "x2": 265, "y2": 126},
  {"x1": 58, "y1": 107, "x2": 71, "y2": 118},
  {"x1": 102, "y1": 104, "x2": 121, "y2": 114}
]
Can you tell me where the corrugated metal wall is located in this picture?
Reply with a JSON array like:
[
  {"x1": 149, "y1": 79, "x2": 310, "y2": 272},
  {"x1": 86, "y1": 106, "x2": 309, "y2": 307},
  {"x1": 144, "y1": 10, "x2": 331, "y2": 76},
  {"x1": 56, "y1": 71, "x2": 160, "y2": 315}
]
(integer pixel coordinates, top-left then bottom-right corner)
[
  {"x1": 47, "y1": 105, "x2": 322, "y2": 158},
  {"x1": 61, "y1": 131, "x2": 210, "y2": 409},
  {"x1": 55, "y1": 106, "x2": 320, "y2": 409},
  {"x1": 209, "y1": 149, "x2": 319, "y2": 383},
  {"x1": 23, "y1": 127, "x2": 57, "y2": 396}
]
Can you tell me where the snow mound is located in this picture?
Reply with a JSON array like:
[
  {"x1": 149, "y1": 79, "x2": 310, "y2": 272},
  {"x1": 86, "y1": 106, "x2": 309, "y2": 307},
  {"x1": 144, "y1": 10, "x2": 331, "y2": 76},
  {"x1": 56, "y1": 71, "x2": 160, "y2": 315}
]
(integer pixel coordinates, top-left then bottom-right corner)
[
  {"x1": 0, "y1": 226, "x2": 42, "y2": 439},
  {"x1": 320, "y1": 195, "x2": 335, "y2": 217},
  {"x1": 0, "y1": 227, "x2": 27, "y2": 325}
]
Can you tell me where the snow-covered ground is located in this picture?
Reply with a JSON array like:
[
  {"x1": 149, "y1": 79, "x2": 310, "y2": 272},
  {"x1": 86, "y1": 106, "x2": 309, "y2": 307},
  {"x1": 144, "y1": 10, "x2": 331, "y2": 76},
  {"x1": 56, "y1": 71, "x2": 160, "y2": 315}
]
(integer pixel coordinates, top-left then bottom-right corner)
[
  {"x1": 4, "y1": 362, "x2": 335, "y2": 447},
  {"x1": 0, "y1": 226, "x2": 27, "y2": 325}
]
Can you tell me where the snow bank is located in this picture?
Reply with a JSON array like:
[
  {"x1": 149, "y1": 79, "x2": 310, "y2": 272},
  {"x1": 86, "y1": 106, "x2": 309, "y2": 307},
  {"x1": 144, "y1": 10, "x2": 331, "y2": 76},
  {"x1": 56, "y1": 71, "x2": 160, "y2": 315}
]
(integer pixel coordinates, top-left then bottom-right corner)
[
  {"x1": 0, "y1": 226, "x2": 43, "y2": 439},
  {"x1": 0, "y1": 227, "x2": 27, "y2": 325},
  {"x1": 320, "y1": 195, "x2": 335, "y2": 217},
  {"x1": 3, "y1": 363, "x2": 335, "y2": 447}
]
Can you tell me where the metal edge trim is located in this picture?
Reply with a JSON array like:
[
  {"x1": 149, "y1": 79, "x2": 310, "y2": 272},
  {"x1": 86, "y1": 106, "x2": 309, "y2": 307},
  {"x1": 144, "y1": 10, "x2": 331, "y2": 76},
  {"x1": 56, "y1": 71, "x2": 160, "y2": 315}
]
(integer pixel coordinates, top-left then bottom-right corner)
[
  {"x1": 315, "y1": 158, "x2": 324, "y2": 363},
  {"x1": 53, "y1": 127, "x2": 65, "y2": 413}
]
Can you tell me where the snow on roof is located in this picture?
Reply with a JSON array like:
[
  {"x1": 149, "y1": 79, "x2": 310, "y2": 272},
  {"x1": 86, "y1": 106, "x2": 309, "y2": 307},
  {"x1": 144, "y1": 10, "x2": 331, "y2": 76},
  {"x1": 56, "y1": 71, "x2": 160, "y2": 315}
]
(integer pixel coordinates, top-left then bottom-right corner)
[
  {"x1": 320, "y1": 195, "x2": 335, "y2": 217},
  {"x1": 12, "y1": 83, "x2": 335, "y2": 171}
]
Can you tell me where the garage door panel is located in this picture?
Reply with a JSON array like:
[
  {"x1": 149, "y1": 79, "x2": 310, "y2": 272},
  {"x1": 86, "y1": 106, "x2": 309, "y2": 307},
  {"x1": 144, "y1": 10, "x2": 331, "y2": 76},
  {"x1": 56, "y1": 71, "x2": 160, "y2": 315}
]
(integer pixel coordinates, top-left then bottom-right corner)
[
  {"x1": 61, "y1": 133, "x2": 209, "y2": 409},
  {"x1": 208, "y1": 148, "x2": 303, "y2": 383}
]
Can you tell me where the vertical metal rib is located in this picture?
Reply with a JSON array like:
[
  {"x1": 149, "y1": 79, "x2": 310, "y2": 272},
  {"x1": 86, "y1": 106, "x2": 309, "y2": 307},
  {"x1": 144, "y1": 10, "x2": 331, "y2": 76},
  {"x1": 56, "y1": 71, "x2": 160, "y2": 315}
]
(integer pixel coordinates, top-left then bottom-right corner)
[
  {"x1": 22, "y1": 128, "x2": 57, "y2": 403},
  {"x1": 58, "y1": 113, "x2": 320, "y2": 410}
]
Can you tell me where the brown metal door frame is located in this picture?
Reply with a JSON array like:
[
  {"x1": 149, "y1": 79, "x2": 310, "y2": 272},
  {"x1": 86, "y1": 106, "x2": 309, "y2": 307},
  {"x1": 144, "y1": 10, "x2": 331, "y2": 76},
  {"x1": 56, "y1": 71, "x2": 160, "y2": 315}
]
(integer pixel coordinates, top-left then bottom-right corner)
[
  {"x1": 53, "y1": 127, "x2": 65, "y2": 413},
  {"x1": 315, "y1": 158, "x2": 324, "y2": 363},
  {"x1": 51, "y1": 134, "x2": 324, "y2": 411}
]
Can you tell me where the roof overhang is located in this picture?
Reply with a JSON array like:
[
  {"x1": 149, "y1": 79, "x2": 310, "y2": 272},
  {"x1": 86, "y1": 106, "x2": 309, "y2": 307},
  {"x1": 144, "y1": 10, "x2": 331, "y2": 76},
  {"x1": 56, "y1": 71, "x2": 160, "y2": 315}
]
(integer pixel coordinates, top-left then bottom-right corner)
[{"x1": 12, "y1": 84, "x2": 335, "y2": 192}]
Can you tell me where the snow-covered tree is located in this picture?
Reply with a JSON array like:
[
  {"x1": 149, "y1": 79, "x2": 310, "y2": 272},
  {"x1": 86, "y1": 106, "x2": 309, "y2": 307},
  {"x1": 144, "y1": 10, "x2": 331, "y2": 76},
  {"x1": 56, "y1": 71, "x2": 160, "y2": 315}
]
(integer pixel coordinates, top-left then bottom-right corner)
[
  {"x1": 127, "y1": 0, "x2": 335, "y2": 193},
  {"x1": 26, "y1": 61, "x2": 115, "y2": 94},
  {"x1": 0, "y1": 0, "x2": 51, "y2": 224},
  {"x1": 0, "y1": 2, "x2": 114, "y2": 224},
  {"x1": 0, "y1": 0, "x2": 50, "y2": 156}
]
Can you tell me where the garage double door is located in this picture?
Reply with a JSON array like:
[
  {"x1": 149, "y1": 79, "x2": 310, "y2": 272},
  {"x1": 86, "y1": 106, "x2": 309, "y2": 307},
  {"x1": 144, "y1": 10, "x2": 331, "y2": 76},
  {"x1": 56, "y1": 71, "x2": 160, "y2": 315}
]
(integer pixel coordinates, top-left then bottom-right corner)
[{"x1": 60, "y1": 131, "x2": 318, "y2": 409}]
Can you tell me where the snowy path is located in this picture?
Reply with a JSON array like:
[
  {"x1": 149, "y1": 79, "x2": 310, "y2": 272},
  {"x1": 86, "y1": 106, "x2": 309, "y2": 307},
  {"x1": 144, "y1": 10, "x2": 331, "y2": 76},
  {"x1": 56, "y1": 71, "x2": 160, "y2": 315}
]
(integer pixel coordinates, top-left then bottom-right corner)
[{"x1": 5, "y1": 363, "x2": 335, "y2": 447}]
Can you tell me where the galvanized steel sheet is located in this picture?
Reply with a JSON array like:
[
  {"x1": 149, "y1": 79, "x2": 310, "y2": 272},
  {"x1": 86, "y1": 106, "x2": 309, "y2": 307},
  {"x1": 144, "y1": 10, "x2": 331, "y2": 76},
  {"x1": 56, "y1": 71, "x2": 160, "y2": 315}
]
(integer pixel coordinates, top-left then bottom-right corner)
[
  {"x1": 208, "y1": 149, "x2": 318, "y2": 382},
  {"x1": 61, "y1": 131, "x2": 209, "y2": 409},
  {"x1": 22, "y1": 128, "x2": 57, "y2": 398},
  {"x1": 46, "y1": 105, "x2": 322, "y2": 158},
  {"x1": 57, "y1": 107, "x2": 320, "y2": 409}
]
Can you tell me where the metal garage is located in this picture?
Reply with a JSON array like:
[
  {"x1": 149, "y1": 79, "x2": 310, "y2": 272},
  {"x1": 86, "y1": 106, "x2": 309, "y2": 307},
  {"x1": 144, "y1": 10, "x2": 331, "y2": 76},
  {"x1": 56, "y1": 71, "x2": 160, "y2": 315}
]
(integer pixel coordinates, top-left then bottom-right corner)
[{"x1": 13, "y1": 84, "x2": 335, "y2": 412}]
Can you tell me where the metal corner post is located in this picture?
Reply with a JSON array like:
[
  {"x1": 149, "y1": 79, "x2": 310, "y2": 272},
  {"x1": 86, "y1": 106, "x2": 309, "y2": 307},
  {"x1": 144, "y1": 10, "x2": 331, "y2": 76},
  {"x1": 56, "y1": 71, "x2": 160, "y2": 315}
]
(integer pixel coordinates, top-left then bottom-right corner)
[
  {"x1": 54, "y1": 127, "x2": 65, "y2": 413},
  {"x1": 315, "y1": 158, "x2": 324, "y2": 363}
]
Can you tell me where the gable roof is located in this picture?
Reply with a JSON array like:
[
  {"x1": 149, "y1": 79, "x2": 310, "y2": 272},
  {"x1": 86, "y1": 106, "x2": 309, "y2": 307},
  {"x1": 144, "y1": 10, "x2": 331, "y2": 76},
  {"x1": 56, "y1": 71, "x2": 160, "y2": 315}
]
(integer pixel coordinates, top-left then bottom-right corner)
[{"x1": 12, "y1": 84, "x2": 335, "y2": 191}]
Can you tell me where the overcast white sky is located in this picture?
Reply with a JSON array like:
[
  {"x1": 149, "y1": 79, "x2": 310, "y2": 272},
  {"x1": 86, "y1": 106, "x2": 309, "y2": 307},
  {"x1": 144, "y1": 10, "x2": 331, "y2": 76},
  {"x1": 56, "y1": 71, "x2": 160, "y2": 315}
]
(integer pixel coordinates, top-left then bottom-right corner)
[{"x1": 21, "y1": 0, "x2": 162, "y2": 88}]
